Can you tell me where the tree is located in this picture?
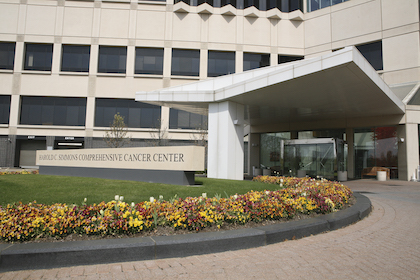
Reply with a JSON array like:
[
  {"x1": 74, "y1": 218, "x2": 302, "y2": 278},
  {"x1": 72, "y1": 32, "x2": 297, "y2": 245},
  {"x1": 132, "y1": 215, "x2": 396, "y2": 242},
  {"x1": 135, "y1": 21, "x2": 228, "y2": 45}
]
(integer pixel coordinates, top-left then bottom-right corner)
[
  {"x1": 149, "y1": 118, "x2": 170, "y2": 146},
  {"x1": 103, "y1": 113, "x2": 130, "y2": 148},
  {"x1": 190, "y1": 121, "x2": 208, "y2": 149}
]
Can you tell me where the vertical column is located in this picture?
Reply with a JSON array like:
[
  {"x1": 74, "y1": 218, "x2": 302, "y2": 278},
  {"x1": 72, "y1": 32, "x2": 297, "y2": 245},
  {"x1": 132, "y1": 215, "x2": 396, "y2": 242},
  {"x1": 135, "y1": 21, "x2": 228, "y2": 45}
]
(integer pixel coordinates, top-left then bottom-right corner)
[
  {"x1": 346, "y1": 128, "x2": 354, "y2": 179},
  {"x1": 398, "y1": 124, "x2": 419, "y2": 181},
  {"x1": 248, "y1": 132, "x2": 260, "y2": 176},
  {"x1": 208, "y1": 101, "x2": 244, "y2": 180}
]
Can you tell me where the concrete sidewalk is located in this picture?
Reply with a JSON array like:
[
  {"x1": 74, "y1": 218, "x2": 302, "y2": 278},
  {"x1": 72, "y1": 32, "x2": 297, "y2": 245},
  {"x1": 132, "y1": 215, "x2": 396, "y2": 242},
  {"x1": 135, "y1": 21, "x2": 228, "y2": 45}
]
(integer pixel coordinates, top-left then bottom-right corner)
[{"x1": 1, "y1": 179, "x2": 419, "y2": 279}]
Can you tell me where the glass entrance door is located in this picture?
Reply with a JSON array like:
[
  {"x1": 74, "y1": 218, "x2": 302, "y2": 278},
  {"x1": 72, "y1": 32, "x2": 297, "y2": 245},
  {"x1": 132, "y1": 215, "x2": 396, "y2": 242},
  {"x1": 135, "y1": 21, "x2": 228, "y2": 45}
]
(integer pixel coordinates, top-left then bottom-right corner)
[{"x1": 283, "y1": 138, "x2": 339, "y2": 179}]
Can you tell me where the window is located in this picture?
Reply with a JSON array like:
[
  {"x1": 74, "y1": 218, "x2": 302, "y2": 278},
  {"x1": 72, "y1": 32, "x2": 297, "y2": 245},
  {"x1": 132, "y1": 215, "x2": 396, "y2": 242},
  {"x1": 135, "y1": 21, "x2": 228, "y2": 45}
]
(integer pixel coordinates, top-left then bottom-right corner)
[
  {"x1": 307, "y1": 0, "x2": 347, "y2": 12},
  {"x1": 243, "y1": 52, "x2": 270, "y2": 71},
  {"x1": 135, "y1": 48, "x2": 164, "y2": 75},
  {"x1": 20, "y1": 96, "x2": 86, "y2": 126},
  {"x1": 244, "y1": 0, "x2": 260, "y2": 9},
  {"x1": 221, "y1": 0, "x2": 237, "y2": 8},
  {"x1": 171, "y1": 49, "x2": 200, "y2": 76},
  {"x1": 208, "y1": 51, "x2": 235, "y2": 77},
  {"x1": 98, "y1": 46, "x2": 127, "y2": 74},
  {"x1": 0, "y1": 42, "x2": 15, "y2": 70},
  {"x1": 95, "y1": 98, "x2": 161, "y2": 128},
  {"x1": 356, "y1": 41, "x2": 383, "y2": 71},
  {"x1": 197, "y1": 0, "x2": 214, "y2": 5},
  {"x1": 0, "y1": 95, "x2": 11, "y2": 124},
  {"x1": 278, "y1": 55, "x2": 304, "y2": 64},
  {"x1": 24, "y1": 43, "x2": 53, "y2": 71},
  {"x1": 169, "y1": 108, "x2": 208, "y2": 130},
  {"x1": 61, "y1": 45, "x2": 90, "y2": 72}
]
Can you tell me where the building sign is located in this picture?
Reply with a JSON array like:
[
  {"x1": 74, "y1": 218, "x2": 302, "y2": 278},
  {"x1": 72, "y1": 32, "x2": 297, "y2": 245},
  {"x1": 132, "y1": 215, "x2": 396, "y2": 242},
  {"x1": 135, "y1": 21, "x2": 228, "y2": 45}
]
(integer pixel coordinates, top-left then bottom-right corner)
[{"x1": 36, "y1": 146, "x2": 205, "y2": 171}]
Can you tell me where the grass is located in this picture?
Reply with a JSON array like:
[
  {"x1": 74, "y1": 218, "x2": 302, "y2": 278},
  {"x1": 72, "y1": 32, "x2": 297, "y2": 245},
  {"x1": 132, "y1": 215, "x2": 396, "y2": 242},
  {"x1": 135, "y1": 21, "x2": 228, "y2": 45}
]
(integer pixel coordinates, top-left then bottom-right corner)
[{"x1": 0, "y1": 174, "x2": 277, "y2": 206}]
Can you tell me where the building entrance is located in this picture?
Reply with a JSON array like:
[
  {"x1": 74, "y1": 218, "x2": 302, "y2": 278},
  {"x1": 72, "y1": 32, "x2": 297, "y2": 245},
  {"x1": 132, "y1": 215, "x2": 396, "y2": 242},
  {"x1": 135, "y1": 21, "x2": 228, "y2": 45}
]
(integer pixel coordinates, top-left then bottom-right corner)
[{"x1": 283, "y1": 138, "x2": 346, "y2": 180}]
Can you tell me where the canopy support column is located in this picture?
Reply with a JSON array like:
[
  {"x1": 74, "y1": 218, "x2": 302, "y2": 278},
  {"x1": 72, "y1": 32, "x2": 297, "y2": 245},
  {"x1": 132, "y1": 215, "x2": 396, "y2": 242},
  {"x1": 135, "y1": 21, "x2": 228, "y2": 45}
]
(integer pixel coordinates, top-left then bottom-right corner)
[{"x1": 208, "y1": 101, "x2": 244, "y2": 180}]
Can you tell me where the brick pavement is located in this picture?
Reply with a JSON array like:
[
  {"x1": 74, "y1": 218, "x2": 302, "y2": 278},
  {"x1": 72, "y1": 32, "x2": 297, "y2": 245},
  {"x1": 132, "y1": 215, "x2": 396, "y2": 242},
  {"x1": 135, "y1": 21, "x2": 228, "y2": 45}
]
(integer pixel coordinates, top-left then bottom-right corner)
[{"x1": 1, "y1": 179, "x2": 419, "y2": 279}]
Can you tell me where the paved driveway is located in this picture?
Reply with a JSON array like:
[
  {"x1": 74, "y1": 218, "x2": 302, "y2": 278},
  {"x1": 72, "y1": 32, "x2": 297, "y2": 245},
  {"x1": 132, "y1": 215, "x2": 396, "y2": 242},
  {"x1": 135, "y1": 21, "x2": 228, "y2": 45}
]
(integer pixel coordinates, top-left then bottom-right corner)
[{"x1": 1, "y1": 180, "x2": 419, "y2": 279}]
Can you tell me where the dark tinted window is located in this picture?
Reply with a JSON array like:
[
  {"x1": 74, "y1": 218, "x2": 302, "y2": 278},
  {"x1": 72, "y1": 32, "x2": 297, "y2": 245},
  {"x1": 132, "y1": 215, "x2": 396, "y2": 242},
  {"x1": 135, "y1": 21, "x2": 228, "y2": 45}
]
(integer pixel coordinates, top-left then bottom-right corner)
[
  {"x1": 61, "y1": 45, "x2": 90, "y2": 72},
  {"x1": 221, "y1": 0, "x2": 237, "y2": 7},
  {"x1": 95, "y1": 98, "x2": 161, "y2": 128},
  {"x1": 244, "y1": 0, "x2": 259, "y2": 9},
  {"x1": 20, "y1": 96, "x2": 86, "y2": 126},
  {"x1": 135, "y1": 48, "x2": 164, "y2": 75},
  {"x1": 171, "y1": 49, "x2": 200, "y2": 76},
  {"x1": 356, "y1": 41, "x2": 383, "y2": 71},
  {"x1": 208, "y1": 51, "x2": 235, "y2": 77},
  {"x1": 98, "y1": 46, "x2": 127, "y2": 74},
  {"x1": 0, "y1": 95, "x2": 11, "y2": 124},
  {"x1": 197, "y1": 0, "x2": 214, "y2": 5},
  {"x1": 278, "y1": 55, "x2": 304, "y2": 64},
  {"x1": 243, "y1": 52, "x2": 270, "y2": 71},
  {"x1": 308, "y1": 0, "x2": 347, "y2": 12},
  {"x1": 24, "y1": 43, "x2": 53, "y2": 71},
  {"x1": 0, "y1": 42, "x2": 15, "y2": 70},
  {"x1": 169, "y1": 108, "x2": 208, "y2": 130}
]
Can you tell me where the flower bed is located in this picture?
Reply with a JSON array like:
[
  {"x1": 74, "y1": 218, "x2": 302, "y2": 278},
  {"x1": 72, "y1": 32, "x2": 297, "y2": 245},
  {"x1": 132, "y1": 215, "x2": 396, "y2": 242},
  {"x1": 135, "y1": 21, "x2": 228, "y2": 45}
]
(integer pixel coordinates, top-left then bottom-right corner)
[
  {"x1": 0, "y1": 176, "x2": 352, "y2": 242},
  {"x1": 0, "y1": 170, "x2": 39, "y2": 175}
]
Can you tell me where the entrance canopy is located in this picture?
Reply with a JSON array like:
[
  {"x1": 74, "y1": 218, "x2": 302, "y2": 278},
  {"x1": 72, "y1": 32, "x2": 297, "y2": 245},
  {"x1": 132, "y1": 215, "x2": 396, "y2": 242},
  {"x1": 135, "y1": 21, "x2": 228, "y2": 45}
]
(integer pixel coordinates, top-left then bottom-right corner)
[
  {"x1": 136, "y1": 46, "x2": 406, "y2": 180},
  {"x1": 136, "y1": 47, "x2": 405, "y2": 127}
]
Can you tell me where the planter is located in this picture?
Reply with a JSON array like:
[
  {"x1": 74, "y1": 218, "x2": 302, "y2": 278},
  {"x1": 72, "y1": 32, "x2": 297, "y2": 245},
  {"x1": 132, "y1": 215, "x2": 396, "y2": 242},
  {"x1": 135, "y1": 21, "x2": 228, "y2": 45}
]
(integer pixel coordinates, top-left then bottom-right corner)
[
  {"x1": 263, "y1": 169, "x2": 271, "y2": 176},
  {"x1": 377, "y1": 171, "x2": 387, "y2": 181},
  {"x1": 254, "y1": 168, "x2": 262, "y2": 176},
  {"x1": 297, "y1": 170, "x2": 306, "y2": 178},
  {"x1": 337, "y1": 171, "x2": 347, "y2": 181}
]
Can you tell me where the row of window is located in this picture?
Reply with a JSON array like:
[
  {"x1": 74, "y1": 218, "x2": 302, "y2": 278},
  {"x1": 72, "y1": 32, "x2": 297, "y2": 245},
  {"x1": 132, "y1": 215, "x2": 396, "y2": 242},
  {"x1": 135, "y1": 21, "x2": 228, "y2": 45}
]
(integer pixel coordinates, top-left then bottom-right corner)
[
  {"x1": 0, "y1": 42, "x2": 304, "y2": 77},
  {"x1": 175, "y1": 0, "x2": 303, "y2": 12},
  {"x1": 176, "y1": 0, "x2": 348, "y2": 12},
  {"x1": 0, "y1": 96, "x2": 207, "y2": 130}
]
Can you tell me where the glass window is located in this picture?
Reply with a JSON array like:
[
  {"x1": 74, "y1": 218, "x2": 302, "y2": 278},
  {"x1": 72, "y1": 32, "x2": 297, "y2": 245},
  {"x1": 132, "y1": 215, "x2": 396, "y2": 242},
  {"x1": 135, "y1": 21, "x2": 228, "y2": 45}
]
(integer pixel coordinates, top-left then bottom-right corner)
[
  {"x1": 171, "y1": 49, "x2": 200, "y2": 76},
  {"x1": 95, "y1": 98, "x2": 161, "y2": 128},
  {"x1": 169, "y1": 108, "x2": 208, "y2": 129},
  {"x1": 197, "y1": 0, "x2": 214, "y2": 5},
  {"x1": 221, "y1": 0, "x2": 237, "y2": 7},
  {"x1": 243, "y1": 52, "x2": 270, "y2": 71},
  {"x1": 0, "y1": 42, "x2": 15, "y2": 70},
  {"x1": 278, "y1": 55, "x2": 304, "y2": 64},
  {"x1": 20, "y1": 96, "x2": 86, "y2": 126},
  {"x1": 356, "y1": 41, "x2": 383, "y2": 71},
  {"x1": 98, "y1": 46, "x2": 127, "y2": 74},
  {"x1": 208, "y1": 51, "x2": 235, "y2": 77},
  {"x1": 24, "y1": 43, "x2": 53, "y2": 71},
  {"x1": 354, "y1": 127, "x2": 398, "y2": 179},
  {"x1": 307, "y1": 0, "x2": 347, "y2": 12},
  {"x1": 244, "y1": 0, "x2": 259, "y2": 9},
  {"x1": 0, "y1": 95, "x2": 11, "y2": 124},
  {"x1": 279, "y1": 0, "x2": 303, "y2": 12},
  {"x1": 135, "y1": 48, "x2": 164, "y2": 75},
  {"x1": 408, "y1": 87, "x2": 420, "y2": 105},
  {"x1": 61, "y1": 45, "x2": 90, "y2": 72}
]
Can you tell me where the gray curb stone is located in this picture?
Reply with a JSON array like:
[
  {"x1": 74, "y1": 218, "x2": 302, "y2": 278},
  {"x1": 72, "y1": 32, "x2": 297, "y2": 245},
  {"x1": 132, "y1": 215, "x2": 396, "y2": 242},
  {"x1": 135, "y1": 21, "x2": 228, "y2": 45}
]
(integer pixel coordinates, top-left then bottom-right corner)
[{"x1": 0, "y1": 192, "x2": 371, "y2": 272}]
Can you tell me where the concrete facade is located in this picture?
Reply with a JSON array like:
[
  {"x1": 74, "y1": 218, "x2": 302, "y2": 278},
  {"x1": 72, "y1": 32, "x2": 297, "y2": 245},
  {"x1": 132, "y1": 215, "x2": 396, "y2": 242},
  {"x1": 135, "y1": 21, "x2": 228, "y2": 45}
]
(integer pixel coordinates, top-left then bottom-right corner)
[{"x1": 0, "y1": 0, "x2": 419, "y2": 180}]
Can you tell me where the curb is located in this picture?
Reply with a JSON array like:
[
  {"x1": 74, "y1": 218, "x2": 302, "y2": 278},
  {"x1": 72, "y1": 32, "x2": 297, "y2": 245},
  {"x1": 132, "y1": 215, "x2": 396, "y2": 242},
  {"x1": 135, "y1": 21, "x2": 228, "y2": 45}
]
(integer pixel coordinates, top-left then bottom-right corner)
[{"x1": 0, "y1": 192, "x2": 371, "y2": 272}]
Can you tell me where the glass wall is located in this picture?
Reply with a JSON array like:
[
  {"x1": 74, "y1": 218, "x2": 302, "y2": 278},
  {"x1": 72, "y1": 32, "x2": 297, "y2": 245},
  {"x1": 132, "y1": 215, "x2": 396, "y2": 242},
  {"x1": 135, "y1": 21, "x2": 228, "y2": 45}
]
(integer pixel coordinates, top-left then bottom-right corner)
[
  {"x1": 354, "y1": 127, "x2": 398, "y2": 179},
  {"x1": 260, "y1": 132, "x2": 290, "y2": 172}
]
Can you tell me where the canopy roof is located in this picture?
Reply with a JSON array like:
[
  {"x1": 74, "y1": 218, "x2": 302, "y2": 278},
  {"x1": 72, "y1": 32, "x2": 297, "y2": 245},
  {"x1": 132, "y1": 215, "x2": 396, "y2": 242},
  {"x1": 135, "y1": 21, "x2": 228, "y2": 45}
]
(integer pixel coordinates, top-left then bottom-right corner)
[{"x1": 136, "y1": 47, "x2": 405, "y2": 126}]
